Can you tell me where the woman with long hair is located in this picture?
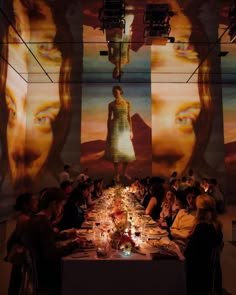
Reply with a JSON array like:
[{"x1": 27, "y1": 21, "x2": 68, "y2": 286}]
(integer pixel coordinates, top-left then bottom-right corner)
[
  {"x1": 184, "y1": 194, "x2": 223, "y2": 295},
  {"x1": 0, "y1": 0, "x2": 74, "y2": 194},
  {"x1": 151, "y1": 0, "x2": 223, "y2": 181}
]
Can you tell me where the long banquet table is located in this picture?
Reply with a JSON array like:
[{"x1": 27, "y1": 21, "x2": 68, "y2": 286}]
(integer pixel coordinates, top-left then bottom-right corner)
[
  {"x1": 61, "y1": 186, "x2": 187, "y2": 295},
  {"x1": 61, "y1": 250, "x2": 187, "y2": 295}
]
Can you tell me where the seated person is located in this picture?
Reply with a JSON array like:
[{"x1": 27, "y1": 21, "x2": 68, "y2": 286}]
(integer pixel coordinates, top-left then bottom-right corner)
[
  {"x1": 145, "y1": 179, "x2": 165, "y2": 220},
  {"x1": 92, "y1": 178, "x2": 104, "y2": 200},
  {"x1": 84, "y1": 179, "x2": 96, "y2": 209},
  {"x1": 184, "y1": 194, "x2": 223, "y2": 295},
  {"x1": 170, "y1": 186, "x2": 200, "y2": 249},
  {"x1": 141, "y1": 183, "x2": 152, "y2": 209},
  {"x1": 58, "y1": 184, "x2": 88, "y2": 230},
  {"x1": 22, "y1": 187, "x2": 83, "y2": 293},
  {"x1": 6, "y1": 193, "x2": 39, "y2": 295},
  {"x1": 158, "y1": 188, "x2": 177, "y2": 228}
]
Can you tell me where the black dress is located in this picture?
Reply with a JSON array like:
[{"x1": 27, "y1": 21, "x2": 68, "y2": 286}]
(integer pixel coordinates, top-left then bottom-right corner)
[{"x1": 184, "y1": 223, "x2": 223, "y2": 295}]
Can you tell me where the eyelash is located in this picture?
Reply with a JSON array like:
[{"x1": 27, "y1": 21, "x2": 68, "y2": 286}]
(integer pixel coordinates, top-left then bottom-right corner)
[
  {"x1": 175, "y1": 109, "x2": 200, "y2": 129},
  {"x1": 35, "y1": 114, "x2": 56, "y2": 126}
]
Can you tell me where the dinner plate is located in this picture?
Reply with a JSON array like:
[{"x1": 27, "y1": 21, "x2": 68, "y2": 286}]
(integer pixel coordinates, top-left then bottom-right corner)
[
  {"x1": 146, "y1": 228, "x2": 167, "y2": 235},
  {"x1": 146, "y1": 220, "x2": 157, "y2": 226}
]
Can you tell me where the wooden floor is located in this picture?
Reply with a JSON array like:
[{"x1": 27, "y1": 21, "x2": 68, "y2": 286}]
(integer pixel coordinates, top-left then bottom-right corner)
[{"x1": 0, "y1": 206, "x2": 236, "y2": 295}]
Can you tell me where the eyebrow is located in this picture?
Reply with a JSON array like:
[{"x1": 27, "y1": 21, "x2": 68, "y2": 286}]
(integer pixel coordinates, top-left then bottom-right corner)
[
  {"x1": 177, "y1": 102, "x2": 201, "y2": 113},
  {"x1": 36, "y1": 101, "x2": 61, "y2": 114},
  {"x1": 5, "y1": 87, "x2": 14, "y2": 100}
]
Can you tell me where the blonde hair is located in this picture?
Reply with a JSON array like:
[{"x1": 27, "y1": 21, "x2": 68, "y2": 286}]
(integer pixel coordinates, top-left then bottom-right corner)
[{"x1": 195, "y1": 194, "x2": 221, "y2": 231}]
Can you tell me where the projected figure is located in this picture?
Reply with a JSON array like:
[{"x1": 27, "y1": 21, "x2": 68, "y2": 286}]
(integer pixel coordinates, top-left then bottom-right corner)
[
  {"x1": 104, "y1": 85, "x2": 136, "y2": 182},
  {"x1": 0, "y1": 0, "x2": 73, "y2": 193},
  {"x1": 151, "y1": 0, "x2": 219, "y2": 180},
  {"x1": 106, "y1": 13, "x2": 134, "y2": 79}
]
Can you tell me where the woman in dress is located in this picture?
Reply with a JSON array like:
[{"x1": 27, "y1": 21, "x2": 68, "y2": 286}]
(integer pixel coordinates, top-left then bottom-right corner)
[{"x1": 104, "y1": 85, "x2": 136, "y2": 182}]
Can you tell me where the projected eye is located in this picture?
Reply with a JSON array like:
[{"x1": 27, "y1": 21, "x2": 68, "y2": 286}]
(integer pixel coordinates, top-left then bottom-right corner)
[
  {"x1": 35, "y1": 116, "x2": 51, "y2": 125},
  {"x1": 35, "y1": 107, "x2": 60, "y2": 130},
  {"x1": 175, "y1": 107, "x2": 200, "y2": 133},
  {"x1": 37, "y1": 43, "x2": 61, "y2": 62},
  {"x1": 174, "y1": 40, "x2": 198, "y2": 60},
  {"x1": 6, "y1": 96, "x2": 16, "y2": 122}
]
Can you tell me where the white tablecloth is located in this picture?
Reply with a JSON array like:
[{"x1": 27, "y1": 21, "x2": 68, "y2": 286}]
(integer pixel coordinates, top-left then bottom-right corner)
[{"x1": 61, "y1": 250, "x2": 187, "y2": 295}]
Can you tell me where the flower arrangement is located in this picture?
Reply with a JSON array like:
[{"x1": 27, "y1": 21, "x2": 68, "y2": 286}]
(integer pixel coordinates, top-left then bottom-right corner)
[
  {"x1": 119, "y1": 233, "x2": 136, "y2": 255},
  {"x1": 110, "y1": 209, "x2": 127, "y2": 233}
]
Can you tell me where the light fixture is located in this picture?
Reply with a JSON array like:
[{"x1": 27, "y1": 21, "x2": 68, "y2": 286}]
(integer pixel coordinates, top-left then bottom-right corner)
[
  {"x1": 144, "y1": 3, "x2": 172, "y2": 25},
  {"x1": 143, "y1": 4, "x2": 175, "y2": 46},
  {"x1": 99, "y1": 0, "x2": 126, "y2": 33}
]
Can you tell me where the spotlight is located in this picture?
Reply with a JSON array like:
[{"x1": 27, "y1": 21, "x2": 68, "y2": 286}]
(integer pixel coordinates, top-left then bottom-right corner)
[
  {"x1": 143, "y1": 3, "x2": 174, "y2": 46},
  {"x1": 144, "y1": 4, "x2": 173, "y2": 25},
  {"x1": 99, "y1": 0, "x2": 126, "y2": 33}
]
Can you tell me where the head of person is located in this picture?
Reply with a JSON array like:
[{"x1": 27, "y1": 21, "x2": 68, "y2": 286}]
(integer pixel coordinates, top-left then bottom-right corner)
[
  {"x1": 195, "y1": 194, "x2": 218, "y2": 226},
  {"x1": 170, "y1": 171, "x2": 178, "y2": 178},
  {"x1": 0, "y1": 0, "x2": 73, "y2": 192},
  {"x1": 14, "y1": 192, "x2": 38, "y2": 214},
  {"x1": 150, "y1": 177, "x2": 165, "y2": 200},
  {"x1": 184, "y1": 186, "x2": 201, "y2": 210},
  {"x1": 175, "y1": 190, "x2": 187, "y2": 209},
  {"x1": 151, "y1": 0, "x2": 213, "y2": 179},
  {"x1": 200, "y1": 177, "x2": 209, "y2": 192},
  {"x1": 60, "y1": 180, "x2": 73, "y2": 199},
  {"x1": 170, "y1": 178, "x2": 180, "y2": 190},
  {"x1": 78, "y1": 182, "x2": 90, "y2": 200},
  {"x1": 39, "y1": 187, "x2": 65, "y2": 219},
  {"x1": 94, "y1": 178, "x2": 103, "y2": 189},
  {"x1": 112, "y1": 85, "x2": 123, "y2": 98},
  {"x1": 64, "y1": 165, "x2": 71, "y2": 173},
  {"x1": 164, "y1": 188, "x2": 176, "y2": 203}
]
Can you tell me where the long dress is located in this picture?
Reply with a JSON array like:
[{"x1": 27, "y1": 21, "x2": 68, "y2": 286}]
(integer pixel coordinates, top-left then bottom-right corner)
[{"x1": 104, "y1": 101, "x2": 136, "y2": 163}]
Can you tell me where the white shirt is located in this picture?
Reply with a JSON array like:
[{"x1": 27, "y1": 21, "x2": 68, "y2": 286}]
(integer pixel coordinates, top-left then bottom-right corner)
[
  {"x1": 59, "y1": 171, "x2": 73, "y2": 183},
  {"x1": 170, "y1": 208, "x2": 196, "y2": 240}
]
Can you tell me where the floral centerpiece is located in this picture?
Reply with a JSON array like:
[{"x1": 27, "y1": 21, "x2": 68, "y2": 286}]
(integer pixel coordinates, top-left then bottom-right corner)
[
  {"x1": 110, "y1": 209, "x2": 136, "y2": 254},
  {"x1": 119, "y1": 232, "x2": 135, "y2": 255},
  {"x1": 110, "y1": 209, "x2": 127, "y2": 233}
]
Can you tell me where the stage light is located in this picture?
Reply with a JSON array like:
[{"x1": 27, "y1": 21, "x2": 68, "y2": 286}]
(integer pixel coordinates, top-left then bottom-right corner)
[
  {"x1": 143, "y1": 4, "x2": 174, "y2": 46},
  {"x1": 99, "y1": 0, "x2": 126, "y2": 33},
  {"x1": 144, "y1": 4, "x2": 173, "y2": 25}
]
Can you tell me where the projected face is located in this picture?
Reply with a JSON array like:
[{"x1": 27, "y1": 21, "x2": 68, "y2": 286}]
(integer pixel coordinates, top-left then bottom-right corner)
[
  {"x1": 151, "y1": 5, "x2": 201, "y2": 178},
  {"x1": 5, "y1": 0, "x2": 62, "y2": 190}
]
